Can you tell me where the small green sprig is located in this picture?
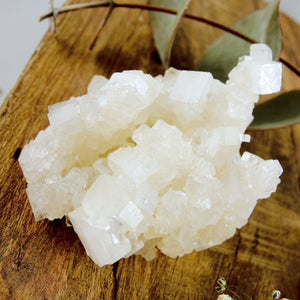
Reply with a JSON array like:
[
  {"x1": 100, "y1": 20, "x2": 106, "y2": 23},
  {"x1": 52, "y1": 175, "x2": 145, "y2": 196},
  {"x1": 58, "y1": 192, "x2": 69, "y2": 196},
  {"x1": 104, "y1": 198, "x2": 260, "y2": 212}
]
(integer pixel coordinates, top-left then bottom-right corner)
[
  {"x1": 271, "y1": 289, "x2": 290, "y2": 300},
  {"x1": 215, "y1": 278, "x2": 292, "y2": 300},
  {"x1": 215, "y1": 277, "x2": 252, "y2": 300}
]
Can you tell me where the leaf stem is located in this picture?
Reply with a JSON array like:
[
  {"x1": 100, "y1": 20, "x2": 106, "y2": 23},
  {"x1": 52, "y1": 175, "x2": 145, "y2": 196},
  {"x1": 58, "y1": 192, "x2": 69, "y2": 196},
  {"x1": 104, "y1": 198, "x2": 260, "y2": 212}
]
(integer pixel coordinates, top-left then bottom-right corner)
[
  {"x1": 89, "y1": 0, "x2": 115, "y2": 49},
  {"x1": 39, "y1": 1, "x2": 110, "y2": 21},
  {"x1": 228, "y1": 285, "x2": 253, "y2": 300},
  {"x1": 38, "y1": 1, "x2": 180, "y2": 22},
  {"x1": 279, "y1": 57, "x2": 300, "y2": 76},
  {"x1": 227, "y1": 288, "x2": 245, "y2": 300},
  {"x1": 184, "y1": 14, "x2": 256, "y2": 44},
  {"x1": 39, "y1": 0, "x2": 299, "y2": 76}
]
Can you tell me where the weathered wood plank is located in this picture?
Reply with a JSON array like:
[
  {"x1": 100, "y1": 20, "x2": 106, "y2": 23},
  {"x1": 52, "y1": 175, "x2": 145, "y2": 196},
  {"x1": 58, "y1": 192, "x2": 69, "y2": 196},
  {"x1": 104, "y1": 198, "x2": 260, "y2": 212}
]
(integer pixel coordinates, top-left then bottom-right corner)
[{"x1": 0, "y1": 0, "x2": 299, "y2": 299}]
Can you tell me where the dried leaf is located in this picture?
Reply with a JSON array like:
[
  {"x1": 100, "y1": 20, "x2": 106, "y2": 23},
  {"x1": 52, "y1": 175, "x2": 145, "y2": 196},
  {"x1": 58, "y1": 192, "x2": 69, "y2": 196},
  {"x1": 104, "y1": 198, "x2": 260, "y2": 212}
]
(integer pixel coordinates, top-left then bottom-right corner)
[
  {"x1": 249, "y1": 90, "x2": 300, "y2": 129},
  {"x1": 196, "y1": 0, "x2": 281, "y2": 82},
  {"x1": 150, "y1": 0, "x2": 191, "y2": 68}
]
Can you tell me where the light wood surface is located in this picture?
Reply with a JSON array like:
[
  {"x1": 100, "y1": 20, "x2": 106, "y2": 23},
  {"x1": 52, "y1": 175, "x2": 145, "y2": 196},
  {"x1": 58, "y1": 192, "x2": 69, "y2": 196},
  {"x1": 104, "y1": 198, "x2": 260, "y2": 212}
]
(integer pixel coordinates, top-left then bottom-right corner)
[{"x1": 0, "y1": 0, "x2": 299, "y2": 299}]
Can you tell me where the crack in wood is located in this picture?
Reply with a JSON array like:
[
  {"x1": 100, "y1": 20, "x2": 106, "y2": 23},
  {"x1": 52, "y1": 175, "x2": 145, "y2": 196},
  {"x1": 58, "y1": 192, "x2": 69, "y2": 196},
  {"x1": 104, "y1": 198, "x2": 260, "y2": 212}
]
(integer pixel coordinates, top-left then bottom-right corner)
[
  {"x1": 13, "y1": 147, "x2": 22, "y2": 160},
  {"x1": 13, "y1": 243, "x2": 23, "y2": 272},
  {"x1": 233, "y1": 229, "x2": 241, "y2": 263},
  {"x1": 112, "y1": 260, "x2": 119, "y2": 299},
  {"x1": 228, "y1": 229, "x2": 242, "y2": 279}
]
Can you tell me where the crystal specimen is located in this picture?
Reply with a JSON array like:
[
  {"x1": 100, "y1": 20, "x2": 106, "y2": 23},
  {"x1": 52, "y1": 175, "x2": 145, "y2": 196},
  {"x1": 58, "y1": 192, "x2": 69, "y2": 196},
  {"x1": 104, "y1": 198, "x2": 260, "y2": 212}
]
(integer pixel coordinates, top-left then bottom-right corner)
[{"x1": 19, "y1": 44, "x2": 283, "y2": 267}]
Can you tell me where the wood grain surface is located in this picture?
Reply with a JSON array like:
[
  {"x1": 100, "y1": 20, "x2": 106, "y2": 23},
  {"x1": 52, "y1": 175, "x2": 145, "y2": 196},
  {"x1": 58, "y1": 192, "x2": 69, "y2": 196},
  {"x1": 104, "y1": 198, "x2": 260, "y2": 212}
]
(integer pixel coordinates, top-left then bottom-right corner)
[{"x1": 0, "y1": 0, "x2": 299, "y2": 299}]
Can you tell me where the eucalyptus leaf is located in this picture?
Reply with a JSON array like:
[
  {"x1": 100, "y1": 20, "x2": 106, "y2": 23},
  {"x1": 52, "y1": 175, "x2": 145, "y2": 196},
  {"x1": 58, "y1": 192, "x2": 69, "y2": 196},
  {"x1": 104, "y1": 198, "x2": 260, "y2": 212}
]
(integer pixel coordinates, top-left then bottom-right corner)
[
  {"x1": 150, "y1": 0, "x2": 191, "y2": 68},
  {"x1": 249, "y1": 91, "x2": 300, "y2": 129},
  {"x1": 196, "y1": 0, "x2": 281, "y2": 82}
]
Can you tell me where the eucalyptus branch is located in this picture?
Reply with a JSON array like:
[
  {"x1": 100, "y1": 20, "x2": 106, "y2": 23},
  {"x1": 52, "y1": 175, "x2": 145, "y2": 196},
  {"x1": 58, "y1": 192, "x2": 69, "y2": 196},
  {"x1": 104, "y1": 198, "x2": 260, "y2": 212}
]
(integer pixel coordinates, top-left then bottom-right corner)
[
  {"x1": 38, "y1": 0, "x2": 256, "y2": 44},
  {"x1": 39, "y1": 0, "x2": 299, "y2": 76}
]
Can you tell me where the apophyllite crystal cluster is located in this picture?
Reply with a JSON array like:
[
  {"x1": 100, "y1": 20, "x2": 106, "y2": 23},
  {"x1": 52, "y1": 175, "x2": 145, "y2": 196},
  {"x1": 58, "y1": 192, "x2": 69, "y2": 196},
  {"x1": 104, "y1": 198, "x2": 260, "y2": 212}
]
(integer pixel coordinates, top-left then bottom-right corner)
[{"x1": 19, "y1": 44, "x2": 283, "y2": 267}]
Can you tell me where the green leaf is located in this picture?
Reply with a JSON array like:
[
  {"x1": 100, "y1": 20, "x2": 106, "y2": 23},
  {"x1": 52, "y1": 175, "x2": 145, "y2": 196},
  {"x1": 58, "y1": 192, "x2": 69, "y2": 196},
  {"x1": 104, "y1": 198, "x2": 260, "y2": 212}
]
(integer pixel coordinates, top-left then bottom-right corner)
[
  {"x1": 196, "y1": 0, "x2": 281, "y2": 82},
  {"x1": 249, "y1": 91, "x2": 300, "y2": 130},
  {"x1": 150, "y1": 0, "x2": 191, "y2": 68}
]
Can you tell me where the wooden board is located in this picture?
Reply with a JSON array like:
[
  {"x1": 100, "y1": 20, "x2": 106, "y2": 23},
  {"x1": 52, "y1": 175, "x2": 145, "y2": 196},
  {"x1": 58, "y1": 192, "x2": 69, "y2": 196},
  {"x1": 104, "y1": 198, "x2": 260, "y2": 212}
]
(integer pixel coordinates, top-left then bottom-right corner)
[{"x1": 0, "y1": 0, "x2": 300, "y2": 299}]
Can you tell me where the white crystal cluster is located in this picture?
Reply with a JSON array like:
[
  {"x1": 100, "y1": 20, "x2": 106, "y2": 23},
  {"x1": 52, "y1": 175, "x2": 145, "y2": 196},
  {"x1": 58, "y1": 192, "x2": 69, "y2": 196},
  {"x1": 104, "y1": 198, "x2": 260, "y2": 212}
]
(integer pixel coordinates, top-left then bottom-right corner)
[{"x1": 19, "y1": 44, "x2": 283, "y2": 267}]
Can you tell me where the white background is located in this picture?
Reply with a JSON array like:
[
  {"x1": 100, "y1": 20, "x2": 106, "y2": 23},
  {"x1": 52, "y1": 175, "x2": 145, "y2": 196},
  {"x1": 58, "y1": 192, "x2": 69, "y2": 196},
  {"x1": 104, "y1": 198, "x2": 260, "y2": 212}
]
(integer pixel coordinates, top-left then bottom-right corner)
[
  {"x1": 0, "y1": 0, "x2": 64, "y2": 105},
  {"x1": 0, "y1": 0, "x2": 299, "y2": 106}
]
